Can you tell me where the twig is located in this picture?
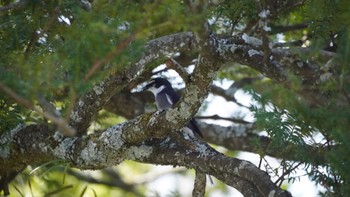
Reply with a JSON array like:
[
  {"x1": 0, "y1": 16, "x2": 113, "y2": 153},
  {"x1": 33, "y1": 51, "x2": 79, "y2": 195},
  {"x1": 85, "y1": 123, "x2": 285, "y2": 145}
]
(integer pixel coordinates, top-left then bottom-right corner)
[
  {"x1": 24, "y1": 7, "x2": 60, "y2": 57},
  {"x1": 274, "y1": 162, "x2": 303, "y2": 186},
  {"x1": 258, "y1": 156, "x2": 263, "y2": 169},
  {"x1": 165, "y1": 58, "x2": 190, "y2": 83},
  {"x1": 152, "y1": 68, "x2": 168, "y2": 75},
  {"x1": 210, "y1": 85, "x2": 250, "y2": 108},
  {"x1": 37, "y1": 93, "x2": 61, "y2": 117},
  {"x1": 196, "y1": 114, "x2": 252, "y2": 124},
  {"x1": 0, "y1": 82, "x2": 76, "y2": 136},
  {"x1": 258, "y1": 137, "x2": 270, "y2": 169}
]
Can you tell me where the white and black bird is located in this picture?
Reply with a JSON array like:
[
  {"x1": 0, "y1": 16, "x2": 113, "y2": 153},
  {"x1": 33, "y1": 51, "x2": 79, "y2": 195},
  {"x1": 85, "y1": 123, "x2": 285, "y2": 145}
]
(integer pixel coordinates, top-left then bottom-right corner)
[{"x1": 143, "y1": 78, "x2": 203, "y2": 138}]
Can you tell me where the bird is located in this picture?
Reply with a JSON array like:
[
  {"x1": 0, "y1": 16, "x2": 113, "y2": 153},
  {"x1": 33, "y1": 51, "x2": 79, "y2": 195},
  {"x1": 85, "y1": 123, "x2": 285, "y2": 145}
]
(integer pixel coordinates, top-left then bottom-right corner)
[{"x1": 143, "y1": 77, "x2": 203, "y2": 138}]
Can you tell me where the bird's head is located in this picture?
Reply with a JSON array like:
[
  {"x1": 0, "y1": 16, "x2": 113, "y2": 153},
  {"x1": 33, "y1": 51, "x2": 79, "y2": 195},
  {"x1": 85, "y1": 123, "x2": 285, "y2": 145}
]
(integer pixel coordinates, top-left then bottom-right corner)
[{"x1": 143, "y1": 78, "x2": 173, "y2": 96}]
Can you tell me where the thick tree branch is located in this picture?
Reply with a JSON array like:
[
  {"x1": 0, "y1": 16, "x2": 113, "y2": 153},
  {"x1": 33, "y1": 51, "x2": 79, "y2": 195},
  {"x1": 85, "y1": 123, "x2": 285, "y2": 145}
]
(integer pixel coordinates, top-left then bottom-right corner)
[
  {"x1": 0, "y1": 122, "x2": 290, "y2": 197},
  {"x1": 1, "y1": 109, "x2": 326, "y2": 196},
  {"x1": 137, "y1": 137, "x2": 291, "y2": 197},
  {"x1": 198, "y1": 123, "x2": 328, "y2": 165},
  {"x1": 211, "y1": 85, "x2": 249, "y2": 108},
  {"x1": 216, "y1": 33, "x2": 338, "y2": 107},
  {"x1": 122, "y1": 32, "x2": 341, "y2": 109},
  {"x1": 69, "y1": 74, "x2": 128, "y2": 136}
]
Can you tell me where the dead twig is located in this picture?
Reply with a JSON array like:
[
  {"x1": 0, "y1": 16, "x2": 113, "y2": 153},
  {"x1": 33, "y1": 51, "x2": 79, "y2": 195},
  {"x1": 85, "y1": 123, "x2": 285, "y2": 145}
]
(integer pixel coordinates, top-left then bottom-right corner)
[
  {"x1": 165, "y1": 58, "x2": 190, "y2": 83},
  {"x1": 196, "y1": 114, "x2": 252, "y2": 124}
]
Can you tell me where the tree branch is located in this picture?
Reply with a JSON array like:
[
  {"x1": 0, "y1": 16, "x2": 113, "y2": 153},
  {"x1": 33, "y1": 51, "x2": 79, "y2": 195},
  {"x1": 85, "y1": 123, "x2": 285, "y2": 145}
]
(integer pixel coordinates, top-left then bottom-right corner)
[
  {"x1": 198, "y1": 123, "x2": 328, "y2": 165},
  {"x1": 165, "y1": 58, "x2": 190, "y2": 82},
  {"x1": 192, "y1": 170, "x2": 206, "y2": 197},
  {"x1": 216, "y1": 33, "x2": 339, "y2": 107},
  {"x1": 138, "y1": 137, "x2": 291, "y2": 197},
  {"x1": 196, "y1": 114, "x2": 252, "y2": 124},
  {"x1": 1, "y1": 122, "x2": 291, "y2": 197}
]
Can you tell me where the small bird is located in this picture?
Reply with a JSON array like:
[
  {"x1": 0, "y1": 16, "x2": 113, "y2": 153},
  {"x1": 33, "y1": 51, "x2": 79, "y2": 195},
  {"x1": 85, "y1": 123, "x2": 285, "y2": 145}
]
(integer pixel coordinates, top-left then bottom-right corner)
[{"x1": 143, "y1": 78, "x2": 203, "y2": 138}]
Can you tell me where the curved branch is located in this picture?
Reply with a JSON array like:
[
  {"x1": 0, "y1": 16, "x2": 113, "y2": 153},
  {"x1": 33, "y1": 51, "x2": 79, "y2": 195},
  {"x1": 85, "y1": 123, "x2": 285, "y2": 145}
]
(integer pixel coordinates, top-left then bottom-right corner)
[
  {"x1": 216, "y1": 33, "x2": 339, "y2": 107},
  {"x1": 211, "y1": 85, "x2": 248, "y2": 108},
  {"x1": 1, "y1": 122, "x2": 290, "y2": 197},
  {"x1": 137, "y1": 137, "x2": 291, "y2": 197},
  {"x1": 198, "y1": 123, "x2": 328, "y2": 165}
]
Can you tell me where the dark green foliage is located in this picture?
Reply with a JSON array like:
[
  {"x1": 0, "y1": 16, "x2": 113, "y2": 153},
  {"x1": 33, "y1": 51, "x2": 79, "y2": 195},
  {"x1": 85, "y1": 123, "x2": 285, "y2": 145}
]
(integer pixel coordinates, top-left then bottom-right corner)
[
  {"x1": 250, "y1": 82, "x2": 350, "y2": 195},
  {"x1": 212, "y1": 0, "x2": 256, "y2": 34},
  {"x1": 242, "y1": 1, "x2": 350, "y2": 193},
  {"x1": 0, "y1": 98, "x2": 23, "y2": 134}
]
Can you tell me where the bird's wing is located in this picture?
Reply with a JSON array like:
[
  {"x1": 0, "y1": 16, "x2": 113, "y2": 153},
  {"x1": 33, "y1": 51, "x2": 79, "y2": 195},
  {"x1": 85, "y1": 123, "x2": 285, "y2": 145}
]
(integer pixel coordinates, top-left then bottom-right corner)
[
  {"x1": 187, "y1": 118, "x2": 203, "y2": 138},
  {"x1": 165, "y1": 90, "x2": 180, "y2": 106}
]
